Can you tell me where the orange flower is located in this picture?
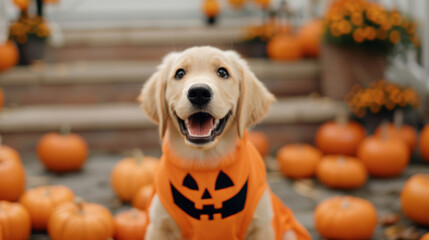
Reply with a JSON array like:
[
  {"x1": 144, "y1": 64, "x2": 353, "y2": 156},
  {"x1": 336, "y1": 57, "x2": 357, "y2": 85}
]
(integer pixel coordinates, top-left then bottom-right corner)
[
  {"x1": 339, "y1": 20, "x2": 352, "y2": 34},
  {"x1": 377, "y1": 29, "x2": 387, "y2": 40},
  {"x1": 353, "y1": 28, "x2": 365, "y2": 42},
  {"x1": 364, "y1": 26, "x2": 377, "y2": 40},
  {"x1": 351, "y1": 12, "x2": 364, "y2": 26},
  {"x1": 390, "y1": 11, "x2": 402, "y2": 25},
  {"x1": 389, "y1": 30, "x2": 401, "y2": 44}
]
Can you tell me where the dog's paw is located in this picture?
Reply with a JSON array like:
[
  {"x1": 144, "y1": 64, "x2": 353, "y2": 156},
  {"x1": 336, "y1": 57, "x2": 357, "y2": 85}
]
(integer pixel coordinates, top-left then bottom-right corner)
[{"x1": 282, "y1": 230, "x2": 298, "y2": 240}]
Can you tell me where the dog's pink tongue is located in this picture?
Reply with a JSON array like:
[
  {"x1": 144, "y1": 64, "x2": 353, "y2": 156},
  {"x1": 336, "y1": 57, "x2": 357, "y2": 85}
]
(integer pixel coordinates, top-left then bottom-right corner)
[{"x1": 188, "y1": 117, "x2": 214, "y2": 136}]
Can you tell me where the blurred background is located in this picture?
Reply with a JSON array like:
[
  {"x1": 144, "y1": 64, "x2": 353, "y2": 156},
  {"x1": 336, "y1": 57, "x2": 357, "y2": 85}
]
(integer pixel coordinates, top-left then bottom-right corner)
[{"x1": 0, "y1": 0, "x2": 429, "y2": 239}]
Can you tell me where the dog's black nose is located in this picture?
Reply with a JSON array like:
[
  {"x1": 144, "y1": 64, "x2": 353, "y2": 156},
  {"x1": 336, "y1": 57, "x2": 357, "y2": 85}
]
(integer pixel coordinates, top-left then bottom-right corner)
[{"x1": 187, "y1": 84, "x2": 212, "y2": 107}]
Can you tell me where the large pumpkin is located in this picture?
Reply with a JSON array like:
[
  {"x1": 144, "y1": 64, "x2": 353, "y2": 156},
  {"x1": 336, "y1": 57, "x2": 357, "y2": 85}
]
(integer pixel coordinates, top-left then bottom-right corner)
[
  {"x1": 316, "y1": 155, "x2": 367, "y2": 189},
  {"x1": 315, "y1": 196, "x2": 378, "y2": 239},
  {"x1": 421, "y1": 233, "x2": 429, "y2": 240},
  {"x1": 202, "y1": 0, "x2": 220, "y2": 18},
  {"x1": 357, "y1": 125, "x2": 409, "y2": 177},
  {"x1": 114, "y1": 208, "x2": 148, "y2": 240},
  {"x1": 400, "y1": 174, "x2": 429, "y2": 226},
  {"x1": 37, "y1": 130, "x2": 89, "y2": 172},
  {"x1": 20, "y1": 185, "x2": 74, "y2": 230},
  {"x1": 315, "y1": 117, "x2": 366, "y2": 156},
  {"x1": 248, "y1": 131, "x2": 269, "y2": 157},
  {"x1": 132, "y1": 185, "x2": 154, "y2": 211},
  {"x1": 276, "y1": 144, "x2": 322, "y2": 179},
  {"x1": 0, "y1": 145, "x2": 26, "y2": 201},
  {"x1": 48, "y1": 198, "x2": 114, "y2": 240},
  {"x1": 0, "y1": 41, "x2": 19, "y2": 72},
  {"x1": 111, "y1": 150, "x2": 159, "y2": 202},
  {"x1": 0, "y1": 201, "x2": 31, "y2": 240},
  {"x1": 419, "y1": 124, "x2": 429, "y2": 163},
  {"x1": 267, "y1": 34, "x2": 302, "y2": 61},
  {"x1": 375, "y1": 123, "x2": 417, "y2": 152},
  {"x1": 298, "y1": 19, "x2": 323, "y2": 57}
]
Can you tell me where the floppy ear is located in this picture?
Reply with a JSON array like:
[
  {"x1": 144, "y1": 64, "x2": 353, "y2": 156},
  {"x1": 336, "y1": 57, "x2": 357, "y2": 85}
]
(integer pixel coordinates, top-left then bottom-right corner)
[
  {"x1": 138, "y1": 52, "x2": 178, "y2": 139},
  {"x1": 228, "y1": 51, "x2": 276, "y2": 138}
]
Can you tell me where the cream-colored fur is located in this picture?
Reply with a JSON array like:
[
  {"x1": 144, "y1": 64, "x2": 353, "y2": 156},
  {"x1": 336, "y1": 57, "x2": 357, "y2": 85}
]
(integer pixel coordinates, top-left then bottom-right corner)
[{"x1": 139, "y1": 46, "x2": 296, "y2": 240}]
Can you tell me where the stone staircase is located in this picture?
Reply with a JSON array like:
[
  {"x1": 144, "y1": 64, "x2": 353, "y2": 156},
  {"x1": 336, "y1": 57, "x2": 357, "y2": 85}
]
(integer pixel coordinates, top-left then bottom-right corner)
[{"x1": 0, "y1": 26, "x2": 344, "y2": 153}]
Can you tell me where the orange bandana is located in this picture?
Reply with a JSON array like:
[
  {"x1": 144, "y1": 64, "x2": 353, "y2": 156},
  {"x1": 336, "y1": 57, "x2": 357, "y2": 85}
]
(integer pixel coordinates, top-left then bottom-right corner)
[{"x1": 153, "y1": 132, "x2": 310, "y2": 240}]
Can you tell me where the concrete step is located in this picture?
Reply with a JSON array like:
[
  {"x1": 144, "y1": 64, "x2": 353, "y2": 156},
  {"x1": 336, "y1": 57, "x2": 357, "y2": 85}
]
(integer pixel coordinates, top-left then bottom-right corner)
[
  {"x1": 0, "y1": 96, "x2": 345, "y2": 153},
  {"x1": 0, "y1": 59, "x2": 320, "y2": 106}
]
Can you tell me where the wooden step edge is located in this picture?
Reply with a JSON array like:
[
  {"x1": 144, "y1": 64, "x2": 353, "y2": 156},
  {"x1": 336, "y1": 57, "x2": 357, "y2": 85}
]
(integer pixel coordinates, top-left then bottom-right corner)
[
  {"x1": 0, "y1": 97, "x2": 344, "y2": 133},
  {"x1": 0, "y1": 59, "x2": 320, "y2": 86}
]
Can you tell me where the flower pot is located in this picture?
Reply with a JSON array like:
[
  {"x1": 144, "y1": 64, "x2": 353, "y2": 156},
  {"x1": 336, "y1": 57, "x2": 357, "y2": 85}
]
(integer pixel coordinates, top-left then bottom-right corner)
[
  {"x1": 320, "y1": 44, "x2": 387, "y2": 100},
  {"x1": 16, "y1": 35, "x2": 47, "y2": 65}
]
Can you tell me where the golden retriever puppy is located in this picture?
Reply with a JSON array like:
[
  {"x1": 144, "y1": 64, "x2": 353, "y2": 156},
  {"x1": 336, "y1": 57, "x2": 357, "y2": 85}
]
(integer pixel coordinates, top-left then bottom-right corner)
[{"x1": 139, "y1": 46, "x2": 310, "y2": 240}]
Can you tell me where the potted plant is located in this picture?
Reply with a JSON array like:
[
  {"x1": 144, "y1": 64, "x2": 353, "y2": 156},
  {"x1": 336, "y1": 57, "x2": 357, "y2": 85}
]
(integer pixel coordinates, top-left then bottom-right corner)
[{"x1": 321, "y1": 0, "x2": 420, "y2": 100}]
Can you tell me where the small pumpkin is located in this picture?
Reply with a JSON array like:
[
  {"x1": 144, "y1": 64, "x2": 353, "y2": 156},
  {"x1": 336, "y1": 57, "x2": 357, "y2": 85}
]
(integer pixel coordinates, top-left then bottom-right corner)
[
  {"x1": 111, "y1": 149, "x2": 159, "y2": 202},
  {"x1": 374, "y1": 110, "x2": 417, "y2": 152},
  {"x1": 421, "y1": 233, "x2": 429, "y2": 240},
  {"x1": 0, "y1": 201, "x2": 31, "y2": 240},
  {"x1": 357, "y1": 123, "x2": 409, "y2": 177},
  {"x1": 48, "y1": 198, "x2": 114, "y2": 240},
  {"x1": 400, "y1": 174, "x2": 429, "y2": 226},
  {"x1": 202, "y1": 0, "x2": 220, "y2": 18},
  {"x1": 419, "y1": 124, "x2": 429, "y2": 163},
  {"x1": 114, "y1": 208, "x2": 148, "y2": 240},
  {"x1": 316, "y1": 155, "x2": 367, "y2": 189},
  {"x1": 297, "y1": 19, "x2": 323, "y2": 57},
  {"x1": 0, "y1": 41, "x2": 19, "y2": 72},
  {"x1": 315, "y1": 114, "x2": 366, "y2": 156},
  {"x1": 276, "y1": 144, "x2": 322, "y2": 179},
  {"x1": 267, "y1": 34, "x2": 302, "y2": 61},
  {"x1": 37, "y1": 126, "x2": 89, "y2": 172},
  {"x1": 0, "y1": 142, "x2": 26, "y2": 201},
  {"x1": 315, "y1": 196, "x2": 378, "y2": 240},
  {"x1": 132, "y1": 185, "x2": 154, "y2": 211},
  {"x1": 248, "y1": 131, "x2": 269, "y2": 157},
  {"x1": 20, "y1": 185, "x2": 74, "y2": 230}
]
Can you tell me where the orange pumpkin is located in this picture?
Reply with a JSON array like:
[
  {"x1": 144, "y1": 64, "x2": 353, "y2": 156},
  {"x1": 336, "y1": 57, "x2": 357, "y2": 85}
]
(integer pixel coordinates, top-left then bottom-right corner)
[
  {"x1": 421, "y1": 233, "x2": 429, "y2": 240},
  {"x1": 0, "y1": 41, "x2": 19, "y2": 72},
  {"x1": 375, "y1": 123, "x2": 417, "y2": 152},
  {"x1": 315, "y1": 116, "x2": 366, "y2": 156},
  {"x1": 316, "y1": 155, "x2": 367, "y2": 189},
  {"x1": 0, "y1": 224, "x2": 2, "y2": 240},
  {"x1": 0, "y1": 201, "x2": 31, "y2": 240},
  {"x1": 357, "y1": 124, "x2": 409, "y2": 177},
  {"x1": 37, "y1": 130, "x2": 89, "y2": 172},
  {"x1": 248, "y1": 131, "x2": 269, "y2": 157},
  {"x1": 132, "y1": 185, "x2": 154, "y2": 211},
  {"x1": 254, "y1": 0, "x2": 270, "y2": 8},
  {"x1": 48, "y1": 198, "x2": 114, "y2": 240},
  {"x1": 114, "y1": 208, "x2": 148, "y2": 240},
  {"x1": 298, "y1": 19, "x2": 323, "y2": 57},
  {"x1": 111, "y1": 150, "x2": 159, "y2": 202},
  {"x1": 0, "y1": 88, "x2": 4, "y2": 109},
  {"x1": 202, "y1": 0, "x2": 220, "y2": 18},
  {"x1": 400, "y1": 174, "x2": 429, "y2": 226},
  {"x1": 0, "y1": 145, "x2": 26, "y2": 201},
  {"x1": 419, "y1": 124, "x2": 429, "y2": 163},
  {"x1": 267, "y1": 34, "x2": 302, "y2": 61},
  {"x1": 315, "y1": 196, "x2": 378, "y2": 240},
  {"x1": 20, "y1": 185, "x2": 74, "y2": 230},
  {"x1": 276, "y1": 144, "x2": 322, "y2": 179}
]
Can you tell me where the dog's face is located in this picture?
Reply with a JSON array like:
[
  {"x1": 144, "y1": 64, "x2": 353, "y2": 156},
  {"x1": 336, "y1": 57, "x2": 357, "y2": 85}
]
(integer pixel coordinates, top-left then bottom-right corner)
[{"x1": 139, "y1": 46, "x2": 274, "y2": 150}]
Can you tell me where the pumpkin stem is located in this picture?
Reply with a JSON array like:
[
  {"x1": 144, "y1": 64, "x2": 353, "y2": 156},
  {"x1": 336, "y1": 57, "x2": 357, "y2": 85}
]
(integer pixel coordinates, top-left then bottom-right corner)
[
  {"x1": 74, "y1": 197, "x2": 84, "y2": 214},
  {"x1": 380, "y1": 121, "x2": 389, "y2": 140},
  {"x1": 60, "y1": 124, "x2": 72, "y2": 136},
  {"x1": 340, "y1": 197, "x2": 350, "y2": 209},
  {"x1": 335, "y1": 110, "x2": 348, "y2": 126},
  {"x1": 393, "y1": 109, "x2": 404, "y2": 129},
  {"x1": 130, "y1": 208, "x2": 139, "y2": 218},
  {"x1": 132, "y1": 148, "x2": 144, "y2": 165},
  {"x1": 337, "y1": 156, "x2": 346, "y2": 164},
  {"x1": 44, "y1": 186, "x2": 51, "y2": 196}
]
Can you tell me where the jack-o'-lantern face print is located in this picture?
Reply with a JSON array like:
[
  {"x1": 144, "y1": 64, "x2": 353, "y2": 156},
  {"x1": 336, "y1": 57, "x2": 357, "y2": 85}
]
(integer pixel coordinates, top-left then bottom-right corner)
[{"x1": 170, "y1": 171, "x2": 248, "y2": 220}]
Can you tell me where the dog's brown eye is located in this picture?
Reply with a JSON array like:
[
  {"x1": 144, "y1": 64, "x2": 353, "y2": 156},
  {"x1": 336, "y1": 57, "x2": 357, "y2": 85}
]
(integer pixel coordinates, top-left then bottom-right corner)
[
  {"x1": 175, "y1": 69, "x2": 186, "y2": 80},
  {"x1": 217, "y1": 68, "x2": 229, "y2": 79}
]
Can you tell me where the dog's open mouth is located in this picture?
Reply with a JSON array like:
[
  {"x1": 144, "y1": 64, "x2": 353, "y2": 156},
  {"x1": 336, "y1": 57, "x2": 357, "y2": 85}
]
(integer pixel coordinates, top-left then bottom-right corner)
[{"x1": 177, "y1": 111, "x2": 231, "y2": 145}]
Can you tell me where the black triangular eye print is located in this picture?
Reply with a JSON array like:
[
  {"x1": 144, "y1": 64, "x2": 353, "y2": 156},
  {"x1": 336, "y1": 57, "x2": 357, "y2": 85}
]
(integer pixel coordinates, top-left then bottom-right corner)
[
  {"x1": 201, "y1": 189, "x2": 212, "y2": 199},
  {"x1": 183, "y1": 173, "x2": 199, "y2": 190},
  {"x1": 215, "y1": 171, "x2": 234, "y2": 190}
]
